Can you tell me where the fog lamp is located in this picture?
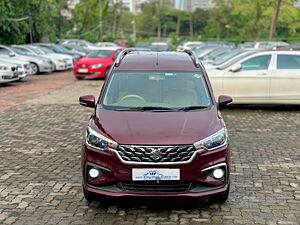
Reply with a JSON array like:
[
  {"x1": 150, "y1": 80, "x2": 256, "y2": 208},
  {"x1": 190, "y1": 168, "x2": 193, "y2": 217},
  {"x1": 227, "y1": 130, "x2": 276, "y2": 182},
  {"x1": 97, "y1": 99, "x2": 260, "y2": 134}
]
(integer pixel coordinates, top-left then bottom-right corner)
[
  {"x1": 89, "y1": 168, "x2": 100, "y2": 178},
  {"x1": 213, "y1": 168, "x2": 224, "y2": 179}
]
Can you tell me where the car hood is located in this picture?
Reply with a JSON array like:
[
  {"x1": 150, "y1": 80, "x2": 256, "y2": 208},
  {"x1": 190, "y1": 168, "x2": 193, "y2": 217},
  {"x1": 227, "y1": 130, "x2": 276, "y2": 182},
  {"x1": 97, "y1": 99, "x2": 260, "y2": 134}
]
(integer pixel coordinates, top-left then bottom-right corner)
[
  {"x1": 76, "y1": 57, "x2": 109, "y2": 65},
  {"x1": 92, "y1": 106, "x2": 222, "y2": 145},
  {"x1": 48, "y1": 53, "x2": 73, "y2": 59},
  {"x1": 0, "y1": 56, "x2": 30, "y2": 65},
  {"x1": 19, "y1": 55, "x2": 49, "y2": 61}
]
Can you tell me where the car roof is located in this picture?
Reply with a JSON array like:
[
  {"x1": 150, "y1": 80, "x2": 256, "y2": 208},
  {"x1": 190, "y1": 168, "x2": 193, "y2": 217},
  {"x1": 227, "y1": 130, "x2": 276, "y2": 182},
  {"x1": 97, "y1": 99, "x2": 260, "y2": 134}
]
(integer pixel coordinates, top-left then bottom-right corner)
[{"x1": 115, "y1": 51, "x2": 200, "y2": 72}]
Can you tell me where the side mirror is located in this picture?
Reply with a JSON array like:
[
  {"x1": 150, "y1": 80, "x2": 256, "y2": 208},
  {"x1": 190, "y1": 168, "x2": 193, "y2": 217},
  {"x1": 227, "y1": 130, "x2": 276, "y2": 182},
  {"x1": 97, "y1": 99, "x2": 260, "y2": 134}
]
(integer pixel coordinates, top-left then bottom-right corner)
[
  {"x1": 112, "y1": 56, "x2": 117, "y2": 60},
  {"x1": 9, "y1": 52, "x2": 16, "y2": 57},
  {"x1": 230, "y1": 63, "x2": 242, "y2": 72},
  {"x1": 218, "y1": 95, "x2": 232, "y2": 107},
  {"x1": 79, "y1": 95, "x2": 95, "y2": 108}
]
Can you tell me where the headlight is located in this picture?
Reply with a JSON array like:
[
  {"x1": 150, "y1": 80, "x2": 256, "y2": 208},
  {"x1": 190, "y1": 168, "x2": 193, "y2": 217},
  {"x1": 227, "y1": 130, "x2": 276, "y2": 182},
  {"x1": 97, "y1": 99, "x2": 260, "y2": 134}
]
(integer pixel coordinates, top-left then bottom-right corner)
[
  {"x1": 91, "y1": 64, "x2": 103, "y2": 69},
  {"x1": 193, "y1": 128, "x2": 228, "y2": 151},
  {"x1": 0, "y1": 66, "x2": 8, "y2": 70},
  {"x1": 86, "y1": 127, "x2": 118, "y2": 150}
]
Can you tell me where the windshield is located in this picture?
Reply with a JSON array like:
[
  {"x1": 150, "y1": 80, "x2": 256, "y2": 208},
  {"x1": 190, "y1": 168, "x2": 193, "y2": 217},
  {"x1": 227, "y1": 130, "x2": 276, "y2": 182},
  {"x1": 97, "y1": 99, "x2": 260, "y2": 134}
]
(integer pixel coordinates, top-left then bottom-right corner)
[
  {"x1": 53, "y1": 45, "x2": 69, "y2": 52},
  {"x1": 102, "y1": 72, "x2": 211, "y2": 110},
  {"x1": 150, "y1": 44, "x2": 169, "y2": 51},
  {"x1": 217, "y1": 51, "x2": 258, "y2": 69},
  {"x1": 213, "y1": 50, "x2": 244, "y2": 65},
  {"x1": 114, "y1": 41, "x2": 127, "y2": 46},
  {"x1": 38, "y1": 46, "x2": 54, "y2": 53},
  {"x1": 11, "y1": 47, "x2": 29, "y2": 55},
  {"x1": 87, "y1": 50, "x2": 113, "y2": 58},
  {"x1": 28, "y1": 46, "x2": 44, "y2": 54}
]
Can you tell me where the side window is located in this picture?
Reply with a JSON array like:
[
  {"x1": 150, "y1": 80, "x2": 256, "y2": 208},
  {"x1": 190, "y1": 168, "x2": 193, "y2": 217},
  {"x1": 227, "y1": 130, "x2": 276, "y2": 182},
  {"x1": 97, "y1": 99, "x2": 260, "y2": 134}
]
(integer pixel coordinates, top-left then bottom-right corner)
[
  {"x1": 0, "y1": 47, "x2": 11, "y2": 55},
  {"x1": 241, "y1": 55, "x2": 271, "y2": 71},
  {"x1": 277, "y1": 55, "x2": 300, "y2": 69}
]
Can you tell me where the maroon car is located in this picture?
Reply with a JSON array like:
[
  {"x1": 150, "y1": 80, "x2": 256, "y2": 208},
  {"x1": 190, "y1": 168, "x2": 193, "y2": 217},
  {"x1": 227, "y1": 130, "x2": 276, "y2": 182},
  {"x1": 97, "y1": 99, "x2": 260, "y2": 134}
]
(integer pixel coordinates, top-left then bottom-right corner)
[{"x1": 79, "y1": 49, "x2": 232, "y2": 203}]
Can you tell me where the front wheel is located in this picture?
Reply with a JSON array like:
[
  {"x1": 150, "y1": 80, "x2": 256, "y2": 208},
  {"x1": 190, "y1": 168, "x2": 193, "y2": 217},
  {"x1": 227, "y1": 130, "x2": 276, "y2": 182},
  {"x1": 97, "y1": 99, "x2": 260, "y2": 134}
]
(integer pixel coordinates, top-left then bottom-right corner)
[
  {"x1": 30, "y1": 63, "x2": 39, "y2": 75},
  {"x1": 76, "y1": 77, "x2": 84, "y2": 80}
]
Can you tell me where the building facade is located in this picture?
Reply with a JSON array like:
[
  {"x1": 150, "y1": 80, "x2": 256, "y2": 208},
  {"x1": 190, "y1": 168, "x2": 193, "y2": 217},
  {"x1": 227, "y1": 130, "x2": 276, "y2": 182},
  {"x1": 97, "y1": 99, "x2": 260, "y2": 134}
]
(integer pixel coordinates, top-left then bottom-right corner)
[{"x1": 174, "y1": 0, "x2": 215, "y2": 11}]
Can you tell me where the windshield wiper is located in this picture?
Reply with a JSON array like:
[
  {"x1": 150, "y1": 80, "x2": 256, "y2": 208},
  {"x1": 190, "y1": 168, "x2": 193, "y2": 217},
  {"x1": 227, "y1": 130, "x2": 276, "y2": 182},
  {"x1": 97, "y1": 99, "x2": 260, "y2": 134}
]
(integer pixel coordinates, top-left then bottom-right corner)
[
  {"x1": 136, "y1": 106, "x2": 175, "y2": 111},
  {"x1": 178, "y1": 105, "x2": 208, "y2": 111},
  {"x1": 113, "y1": 106, "x2": 175, "y2": 111}
]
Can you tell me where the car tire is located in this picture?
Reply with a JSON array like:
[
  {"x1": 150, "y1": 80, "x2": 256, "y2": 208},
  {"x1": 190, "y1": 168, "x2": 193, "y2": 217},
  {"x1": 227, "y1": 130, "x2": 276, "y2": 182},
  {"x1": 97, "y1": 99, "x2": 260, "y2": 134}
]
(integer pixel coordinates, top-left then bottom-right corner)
[
  {"x1": 76, "y1": 77, "x2": 84, "y2": 80},
  {"x1": 210, "y1": 184, "x2": 230, "y2": 204},
  {"x1": 30, "y1": 63, "x2": 39, "y2": 75}
]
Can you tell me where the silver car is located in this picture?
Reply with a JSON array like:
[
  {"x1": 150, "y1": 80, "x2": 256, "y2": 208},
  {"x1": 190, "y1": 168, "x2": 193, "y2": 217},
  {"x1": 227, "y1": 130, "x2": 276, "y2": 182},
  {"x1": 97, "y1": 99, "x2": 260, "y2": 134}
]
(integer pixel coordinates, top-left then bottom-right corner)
[
  {"x1": 0, "y1": 61, "x2": 19, "y2": 84},
  {"x1": 0, "y1": 45, "x2": 54, "y2": 74},
  {"x1": 0, "y1": 57, "x2": 31, "y2": 80}
]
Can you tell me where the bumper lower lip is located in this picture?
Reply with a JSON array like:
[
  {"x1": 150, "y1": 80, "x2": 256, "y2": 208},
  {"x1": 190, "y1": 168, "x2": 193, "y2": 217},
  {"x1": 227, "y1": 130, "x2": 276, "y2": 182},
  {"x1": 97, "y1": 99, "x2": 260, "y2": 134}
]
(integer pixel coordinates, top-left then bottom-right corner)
[{"x1": 83, "y1": 183, "x2": 229, "y2": 197}]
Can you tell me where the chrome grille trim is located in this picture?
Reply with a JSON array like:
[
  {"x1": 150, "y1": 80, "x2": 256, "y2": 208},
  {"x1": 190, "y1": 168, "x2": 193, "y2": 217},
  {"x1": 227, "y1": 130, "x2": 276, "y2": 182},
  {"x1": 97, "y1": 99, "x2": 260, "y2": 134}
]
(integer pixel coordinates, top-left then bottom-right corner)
[{"x1": 112, "y1": 145, "x2": 203, "y2": 165}]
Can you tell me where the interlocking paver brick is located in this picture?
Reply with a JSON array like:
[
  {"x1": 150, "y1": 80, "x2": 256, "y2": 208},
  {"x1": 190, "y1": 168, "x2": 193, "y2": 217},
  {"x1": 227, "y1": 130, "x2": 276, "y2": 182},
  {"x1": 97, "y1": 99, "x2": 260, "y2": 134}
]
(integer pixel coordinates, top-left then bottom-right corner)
[{"x1": 0, "y1": 72, "x2": 299, "y2": 224}]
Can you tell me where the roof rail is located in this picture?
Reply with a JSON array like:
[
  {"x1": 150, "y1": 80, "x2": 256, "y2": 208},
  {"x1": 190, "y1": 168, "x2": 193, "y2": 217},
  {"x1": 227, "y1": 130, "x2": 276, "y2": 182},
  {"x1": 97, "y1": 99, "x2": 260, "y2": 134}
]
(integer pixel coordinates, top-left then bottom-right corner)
[
  {"x1": 114, "y1": 48, "x2": 150, "y2": 67},
  {"x1": 183, "y1": 49, "x2": 201, "y2": 68}
]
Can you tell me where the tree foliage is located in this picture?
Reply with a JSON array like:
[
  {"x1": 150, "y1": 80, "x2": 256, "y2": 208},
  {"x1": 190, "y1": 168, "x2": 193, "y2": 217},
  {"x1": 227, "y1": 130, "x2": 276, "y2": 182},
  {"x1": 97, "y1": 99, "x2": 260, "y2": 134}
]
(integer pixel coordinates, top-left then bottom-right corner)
[{"x1": 1, "y1": 0, "x2": 300, "y2": 44}]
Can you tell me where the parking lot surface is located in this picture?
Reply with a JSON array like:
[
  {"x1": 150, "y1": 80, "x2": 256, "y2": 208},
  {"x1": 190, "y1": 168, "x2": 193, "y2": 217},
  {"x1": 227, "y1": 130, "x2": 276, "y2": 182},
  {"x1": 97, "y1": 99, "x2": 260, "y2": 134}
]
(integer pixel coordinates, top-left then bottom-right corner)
[{"x1": 0, "y1": 72, "x2": 299, "y2": 225}]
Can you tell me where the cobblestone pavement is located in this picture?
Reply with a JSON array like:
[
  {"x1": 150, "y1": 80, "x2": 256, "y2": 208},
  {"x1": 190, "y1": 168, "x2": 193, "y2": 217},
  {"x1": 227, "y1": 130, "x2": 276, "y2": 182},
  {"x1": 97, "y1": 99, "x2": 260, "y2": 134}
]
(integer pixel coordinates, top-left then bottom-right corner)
[
  {"x1": 0, "y1": 73, "x2": 299, "y2": 225},
  {"x1": 0, "y1": 71, "x2": 75, "y2": 112}
]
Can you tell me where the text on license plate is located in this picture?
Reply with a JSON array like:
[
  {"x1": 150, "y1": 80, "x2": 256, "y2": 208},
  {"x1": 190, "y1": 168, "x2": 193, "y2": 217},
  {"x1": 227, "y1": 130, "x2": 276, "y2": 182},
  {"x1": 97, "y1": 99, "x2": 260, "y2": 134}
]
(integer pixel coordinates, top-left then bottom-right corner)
[{"x1": 132, "y1": 168, "x2": 180, "y2": 181}]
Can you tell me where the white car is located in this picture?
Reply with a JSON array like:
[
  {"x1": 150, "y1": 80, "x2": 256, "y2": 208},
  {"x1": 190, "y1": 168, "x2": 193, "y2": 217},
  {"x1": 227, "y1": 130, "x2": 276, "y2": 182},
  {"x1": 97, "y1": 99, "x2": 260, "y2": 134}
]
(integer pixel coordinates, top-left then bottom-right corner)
[
  {"x1": 0, "y1": 57, "x2": 32, "y2": 80},
  {"x1": 0, "y1": 62, "x2": 19, "y2": 84},
  {"x1": 253, "y1": 41, "x2": 289, "y2": 49},
  {"x1": 95, "y1": 42, "x2": 118, "y2": 48},
  {"x1": 30, "y1": 46, "x2": 74, "y2": 70},
  {"x1": 177, "y1": 41, "x2": 203, "y2": 51},
  {"x1": 18, "y1": 45, "x2": 72, "y2": 71},
  {"x1": 207, "y1": 51, "x2": 300, "y2": 104}
]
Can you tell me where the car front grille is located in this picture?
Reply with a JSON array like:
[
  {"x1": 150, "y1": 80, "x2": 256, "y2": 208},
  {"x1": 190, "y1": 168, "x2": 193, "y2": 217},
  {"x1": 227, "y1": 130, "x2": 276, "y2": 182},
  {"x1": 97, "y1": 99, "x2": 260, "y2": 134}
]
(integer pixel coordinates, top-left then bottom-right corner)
[
  {"x1": 116, "y1": 145, "x2": 197, "y2": 163},
  {"x1": 121, "y1": 181, "x2": 192, "y2": 193}
]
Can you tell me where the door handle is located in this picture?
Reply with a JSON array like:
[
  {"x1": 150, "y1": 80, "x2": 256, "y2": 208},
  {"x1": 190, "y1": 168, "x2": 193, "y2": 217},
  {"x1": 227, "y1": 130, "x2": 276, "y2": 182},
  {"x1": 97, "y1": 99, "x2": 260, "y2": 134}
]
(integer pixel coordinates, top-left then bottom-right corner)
[{"x1": 257, "y1": 72, "x2": 267, "y2": 75}]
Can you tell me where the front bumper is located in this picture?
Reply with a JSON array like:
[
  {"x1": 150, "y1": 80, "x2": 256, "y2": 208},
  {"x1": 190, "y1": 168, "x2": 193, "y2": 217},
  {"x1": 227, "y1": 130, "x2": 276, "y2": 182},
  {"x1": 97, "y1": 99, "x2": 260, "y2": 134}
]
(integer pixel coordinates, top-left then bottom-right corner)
[
  {"x1": 82, "y1": 143, "x2": 230, "y2": 197},
  {"x1": 54, "y1": 61, "x2": 68, "y2": 71},
  {"x1": 38, "y1": 62, "x2": 54, "y2": 72},
  {"x1": 73, "y1": 66, "x2": 107, "y2": 78},
  {"x1": 0, "y1": 71, "x2": 19, "y2": 83}
]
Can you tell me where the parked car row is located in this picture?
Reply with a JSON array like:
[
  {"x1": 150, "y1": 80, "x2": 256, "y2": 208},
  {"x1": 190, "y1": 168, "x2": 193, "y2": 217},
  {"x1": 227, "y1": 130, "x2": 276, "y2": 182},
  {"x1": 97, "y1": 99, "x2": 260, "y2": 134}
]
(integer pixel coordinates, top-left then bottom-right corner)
[
  {"x1": 176, "y1": 41, "x2": 300, "y2": 104},
  {"x1": 0, "y1": 42, "x2": 91, "y2": 84}
]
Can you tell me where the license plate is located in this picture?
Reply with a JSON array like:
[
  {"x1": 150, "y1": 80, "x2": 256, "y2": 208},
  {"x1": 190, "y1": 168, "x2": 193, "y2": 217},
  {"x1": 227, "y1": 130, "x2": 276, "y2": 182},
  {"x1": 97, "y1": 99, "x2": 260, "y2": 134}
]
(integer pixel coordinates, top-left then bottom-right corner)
[
  {"x1": 78, "y1": 68, "x2": 88, "y2": 73},
  {"x1": 132, "y1": 168, "x2": 180, "y2": 181}
]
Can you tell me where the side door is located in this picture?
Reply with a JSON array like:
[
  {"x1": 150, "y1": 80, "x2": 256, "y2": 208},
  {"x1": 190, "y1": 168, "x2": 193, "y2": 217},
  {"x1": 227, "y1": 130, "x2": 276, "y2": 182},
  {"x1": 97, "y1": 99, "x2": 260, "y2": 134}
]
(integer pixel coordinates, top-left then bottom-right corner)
[
  {"x1": 223, "y1": 54, "x2": 273, "y2": 103},
  {"x1": 270, "y1": 54, "x2": 300, "y2": 103}
]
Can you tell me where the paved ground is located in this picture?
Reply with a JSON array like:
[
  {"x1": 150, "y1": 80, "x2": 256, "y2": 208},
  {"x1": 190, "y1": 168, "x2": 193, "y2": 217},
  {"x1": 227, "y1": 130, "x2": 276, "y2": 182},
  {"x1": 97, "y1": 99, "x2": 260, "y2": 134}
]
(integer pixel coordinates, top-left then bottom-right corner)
[
  {"x1": 0, "y1": 71, "x2": 75, "y2": 112},
  {"x1": 0, "y1": 72, "x2": 299, "y2": 225}
]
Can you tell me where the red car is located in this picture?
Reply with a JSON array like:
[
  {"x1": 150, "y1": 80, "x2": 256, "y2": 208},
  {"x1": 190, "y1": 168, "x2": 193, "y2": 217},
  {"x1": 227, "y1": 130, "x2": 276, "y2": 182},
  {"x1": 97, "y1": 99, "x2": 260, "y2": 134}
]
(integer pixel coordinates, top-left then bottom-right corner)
[
  {"x1": 73, "y1": 47, "x2": 123, "y2": 79},
  {"x1": 79, "y1": 49, "x2": 232, "y2": 203},
  {"x1": 113, "y1": 40, "x2": 129, "y2": 48}
]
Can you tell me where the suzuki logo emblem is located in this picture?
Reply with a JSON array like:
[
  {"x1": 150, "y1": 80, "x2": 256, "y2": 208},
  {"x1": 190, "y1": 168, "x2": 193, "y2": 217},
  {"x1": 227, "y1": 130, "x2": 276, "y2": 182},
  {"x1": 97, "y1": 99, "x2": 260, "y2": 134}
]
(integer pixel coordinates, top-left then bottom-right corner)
[{"x1": 150, "y1": 149, "x2": 162, "y2": 161}]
